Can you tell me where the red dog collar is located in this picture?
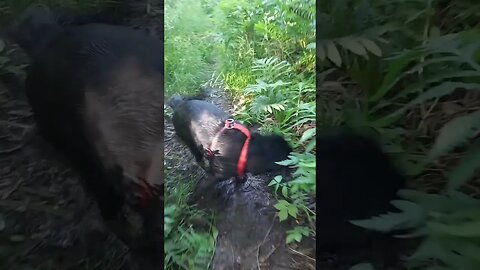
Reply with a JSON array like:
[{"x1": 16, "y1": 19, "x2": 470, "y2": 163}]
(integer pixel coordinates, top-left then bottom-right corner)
[{"x1": 207, "y1": 119, "x2": 251, "y2": 178}]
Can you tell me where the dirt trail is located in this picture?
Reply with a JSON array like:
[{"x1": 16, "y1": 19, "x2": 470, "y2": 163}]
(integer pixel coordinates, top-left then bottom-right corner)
[{"x1": 164, "y1": 86, "x2": 316, "y2": 270}]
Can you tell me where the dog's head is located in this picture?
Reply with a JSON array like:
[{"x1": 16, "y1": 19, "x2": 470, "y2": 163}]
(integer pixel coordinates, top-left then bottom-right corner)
[
  {"x1": 247, "y1": 133, "x2": 293, "y2": 174},
  {"x1": 7, "y1": 4, "x2": 60, "y2": 57}
]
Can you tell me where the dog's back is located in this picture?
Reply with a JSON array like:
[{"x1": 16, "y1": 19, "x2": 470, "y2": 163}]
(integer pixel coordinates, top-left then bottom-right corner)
[
  {"x1": 9, "y1": 5, "x2": 164, "y2": 262},
  {"x1": 316, "y1": 126, "x2": 405, "y2": 249},
  {"x1": 11, "y1": 5, "x2": 164, "y2": 189}
]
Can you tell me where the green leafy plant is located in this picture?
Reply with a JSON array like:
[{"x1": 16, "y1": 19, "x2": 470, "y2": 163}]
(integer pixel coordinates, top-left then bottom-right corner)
[
  {"x1": 164, "y1": 173, "x2": 217, "y2": 270},
  {"x1": 286, "y1": 226, "x2": 310, "y2": 244},
  {"x1": 317, "y1": 1, "x2": 480, "y2": 269}
]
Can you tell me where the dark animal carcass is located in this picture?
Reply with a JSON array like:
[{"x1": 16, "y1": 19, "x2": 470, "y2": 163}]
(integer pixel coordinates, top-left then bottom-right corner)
[
  {"x1": 8, "y1": 4, "x2": 164, "y2": 264},
  {"x1": 167, "y1": 96, "x2": 292, "y2": 182}
]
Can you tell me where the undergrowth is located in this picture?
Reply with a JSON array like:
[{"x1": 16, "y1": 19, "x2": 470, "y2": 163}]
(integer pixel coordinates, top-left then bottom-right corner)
[
  {"x1": 164, "y1": 172, "x2": 217, "y2": 270},
  {"x1": 164, "y1": 0, "x2": 215, "y2": 97},
  {"x1": 318, "y1": 0, "x2": 480, "y2": 269}
]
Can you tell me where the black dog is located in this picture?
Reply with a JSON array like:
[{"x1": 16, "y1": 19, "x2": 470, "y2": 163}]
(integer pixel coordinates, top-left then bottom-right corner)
[
  {"x1": 168, "y1": 95, "x2": 292, "y2": 182},
  {"x1": 8, "y1": 4, "x2": 163, "y2": 265},
  {"x1": 317, "y1": 126, "x2": 406, "y2": 267}
]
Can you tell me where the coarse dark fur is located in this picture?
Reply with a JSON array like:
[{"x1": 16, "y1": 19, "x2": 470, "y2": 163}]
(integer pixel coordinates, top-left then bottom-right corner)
[
  {"x1": 8, "y1": 4, "x2": 163, "y2": 266},
  {"x1": 168, "y1": 95, "x2": 292, "y2": 182},
  {"x1": 316, "y1": 126, "x2": 406, "y2": 267}
]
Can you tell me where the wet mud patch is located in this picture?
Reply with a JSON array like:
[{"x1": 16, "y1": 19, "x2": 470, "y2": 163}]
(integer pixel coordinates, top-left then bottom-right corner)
[{"x1": 164, "y1": 87, "x2": 316, "y2": 270}]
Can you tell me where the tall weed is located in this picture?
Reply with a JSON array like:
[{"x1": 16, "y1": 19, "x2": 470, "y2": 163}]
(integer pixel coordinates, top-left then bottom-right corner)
[{"x1": 164, "y1": 0, "x2": 215, "y2": 97}]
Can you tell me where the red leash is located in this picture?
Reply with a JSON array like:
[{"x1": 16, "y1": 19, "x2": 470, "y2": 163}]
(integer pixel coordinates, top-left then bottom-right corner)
[{"x1": 206, "y1": 119, "x2": 251, "y2": 178}]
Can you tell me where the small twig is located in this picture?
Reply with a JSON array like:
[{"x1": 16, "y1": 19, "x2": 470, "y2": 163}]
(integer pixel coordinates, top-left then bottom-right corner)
[
  {"x1": 259, "y1": 245, "x2": 278, "y2": 263},
  {"x1": 21, "y1": 239, "x2": 44, "y2": 257},
  {"x1": 0, "y1": 143, "x2": 25, "y2": 154},
  {"x1": 417, "y1": 98, "x2": 439, "y2": 132},
  {"x1": 114, "y1": 249, "x2": 129, "y2": 270},
  {"x1": 2, "y1": 177, "x2": 24, "y2": 199},
  {"x1": 288, "y1": 247, "x2": 316, "y2": 262},
  {"x1": 231, "y1": 242, "x2": 235, "y2": 270},
  {"x1": 256, "y1": 216, "x2": 276, "y2": 270}
]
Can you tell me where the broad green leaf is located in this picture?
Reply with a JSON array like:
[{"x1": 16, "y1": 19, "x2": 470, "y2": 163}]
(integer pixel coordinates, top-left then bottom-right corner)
[
  {"x1": 287, "y1": 204, "x2": 298, "y2": 218},
  {"x1": 278, "y1": 208, "x2": 288, "y2": 221},
  {"x1": 399, "y1": 70, "x2": 480, "y2": 98},
  {"x1": 370, "y1": 70, "x2": 480, "y2": 115},
  {"x1": 408, "y1": 237, "x2": 451, "y2": 262},
  {"x1": 274, "y1": 200, "x2": 289, "y2": 210},
  {"x1": 399, "y1": 189, "x2": 480, "y2": 212},
  {"x1": 305, "y1": 139, "x2": 316, "y2": 152},
  {"x1": 269, "y1": 175, "x2": 283, "y2": 186},
  {"x1": 375, "y1": 83, "x2": 480, "y2": 127},
  {"x1": 286, "y1": 233, "x2": 297, "y2": 244},
  {"x1": 359, "y1": 38, "x2": 382, "y2": 56},
  {"x1": 211, "y1": 226, "x2": 218, "y2": 239},
  {"x1": 405, "y1": 82, "x2": 480, "y2": 109},
  {"x1": 281, "y1": 185, "x2": 288, "y2": 198},
  {"x1": 429, "y1": 221, "x2": 480, "y2": 237},
  {"x1": 428, "y1": 110, "x2": 480, "y2": 161},
  {"x1": 276, "y1": 158, "x2": 296, "y2": 166},
  {"x1": 352, "y1": 200, "x2": 424, "y2": 232},
  {"x1": 326, "y1": 41, "x2": 342, "y2": 67},
  {"x1": 299, "y1": 127, "x2": 316, "y2": 144},
  {"x1": 318, "y1": 44, "x2": 326, "y2": 61},
  {"x1": 369, "y1": 49, "x2": 424, "y2": 102},
  {"x1": 369, "y1": 110, "x2": 404, "y2": 128},
  {"x1": 447, "y1": 143, "x2": 480, "y2": 192},
  {"x1": 336, "y1": 37, "x2": 367, "y2": 56},
  {"x1": 294, "y1": 233, "x2": 302, "y2": 242},
  {"x1": 350, "y1": 212, "x2": 413, "y2": 233}
]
